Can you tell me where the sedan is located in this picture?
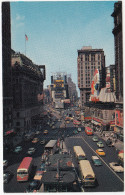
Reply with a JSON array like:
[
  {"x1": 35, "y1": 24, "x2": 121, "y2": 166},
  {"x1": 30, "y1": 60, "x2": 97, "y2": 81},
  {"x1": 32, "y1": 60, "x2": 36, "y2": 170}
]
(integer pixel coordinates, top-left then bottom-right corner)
[
  {"x1": 40, "y1": 140, "x2": 45, "y2": 145},
  {"x1": 109, "y1": 162, "x2": 124, "y2": 172},
  {"x1": 78, "y1": 127, "x2": 81, "y2": 132},
  {"x1": 73, "y1": 130, "x2": 78, "y2": 134},
  {"x1": 32, "y1": 138, "x2": 39, "y2": 143},
  {"x1": 92, "y1": 136, "x2": 98, "y2": 142},
  {"x1": 43, "y1": 130, "x2": 48, "y2": 135},
  {"x1": 96, "y1": 149, "x2": 106, "y2": 156},
  {"x1": 14, "y1": 146, "x2": 22, "y2": 154},
  {"x1": 25, "y1": 180, "x2": 41, "y2": 192},
  {"x1": 27, "y1": 147, "x2": 36, "y2": 155},
  {"x1": 91, "y1": 156, "x2": 102, "y2": 166},
  {"x1": 97, "y1": 141, "x2": 104, "y2": 148},
  {"x1": 3, "y1": 171, "x2": 13, "y2": 183},
  {"x1": 34, "y1": 169, "x2": 44, "y2": 181}
]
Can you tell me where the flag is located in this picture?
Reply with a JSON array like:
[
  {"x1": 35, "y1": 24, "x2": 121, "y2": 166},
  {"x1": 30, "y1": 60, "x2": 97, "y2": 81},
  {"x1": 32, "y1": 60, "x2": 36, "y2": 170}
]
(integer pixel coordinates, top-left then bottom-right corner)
[{"x1": 25, "y1": 34, "x2": 28, "y2": 41}]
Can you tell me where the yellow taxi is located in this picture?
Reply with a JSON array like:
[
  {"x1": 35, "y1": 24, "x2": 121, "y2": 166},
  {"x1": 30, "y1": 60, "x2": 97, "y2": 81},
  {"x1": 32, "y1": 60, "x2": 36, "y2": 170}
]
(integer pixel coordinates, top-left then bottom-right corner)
[
  {"x1": 66, "y1": 121, "x2": 70, "y2": 124},
  {"x1": 43, "y1": 130, "x2": 48, "y2": 135},
  {"x1": 32, "y1": 137, "x2": 39, "y2": 143},
  {"x1": 96, "y1": 149, "x2": 106, "y2": 156}
]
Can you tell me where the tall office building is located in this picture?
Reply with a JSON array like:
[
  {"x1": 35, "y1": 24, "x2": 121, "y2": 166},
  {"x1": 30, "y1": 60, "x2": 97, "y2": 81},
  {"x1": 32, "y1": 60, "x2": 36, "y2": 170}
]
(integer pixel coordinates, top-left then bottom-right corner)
[
  {"x1": 2, "y1": 2, "x2": 14, "y2": 143},
  {"x1": 77, "y1": 46, "x2": 105, "y2": 108},
  {"x1": 111, "y1": 1, "x2": 123, "y2": 102}
]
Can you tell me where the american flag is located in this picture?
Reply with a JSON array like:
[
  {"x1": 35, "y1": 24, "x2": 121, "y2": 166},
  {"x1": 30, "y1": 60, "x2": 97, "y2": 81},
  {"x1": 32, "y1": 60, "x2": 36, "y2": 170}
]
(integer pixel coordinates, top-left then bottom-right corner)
[{"x1": 25, "y1": 34, "x2": 28, "y2": 41}]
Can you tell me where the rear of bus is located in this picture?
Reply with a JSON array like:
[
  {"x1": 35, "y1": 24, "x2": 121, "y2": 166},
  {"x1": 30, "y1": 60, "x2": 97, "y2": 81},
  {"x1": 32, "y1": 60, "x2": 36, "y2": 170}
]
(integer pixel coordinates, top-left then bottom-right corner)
[
  {"x1": 79, "y1": 160, "x2": 96, "y2": 187},
  {"x1": 73, "y1": 146, "x2": 86, "y2": 161},
  {"x1": 17, "y1": 157, "x2": 33, "y2": 181},
  {"x1": 85, "y1": 127, "x2": 93, "y2": 135}
]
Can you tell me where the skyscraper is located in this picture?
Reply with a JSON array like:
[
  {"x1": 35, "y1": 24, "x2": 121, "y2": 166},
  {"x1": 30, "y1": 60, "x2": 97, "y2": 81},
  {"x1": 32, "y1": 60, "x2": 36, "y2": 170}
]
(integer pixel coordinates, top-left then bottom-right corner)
[
  {"x1": 77, "y1": 46, "x2": 105, "y2": 108},
  {"x1": 111, "y1": 1, "x2": 123, "y2": 102}
]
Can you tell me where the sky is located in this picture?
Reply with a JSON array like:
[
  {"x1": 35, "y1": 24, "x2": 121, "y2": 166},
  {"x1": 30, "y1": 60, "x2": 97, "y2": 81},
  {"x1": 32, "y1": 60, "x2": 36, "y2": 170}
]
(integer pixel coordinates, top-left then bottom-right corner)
[{"x1": 10, "y1": 1, "x2": 116, "y2": 95}]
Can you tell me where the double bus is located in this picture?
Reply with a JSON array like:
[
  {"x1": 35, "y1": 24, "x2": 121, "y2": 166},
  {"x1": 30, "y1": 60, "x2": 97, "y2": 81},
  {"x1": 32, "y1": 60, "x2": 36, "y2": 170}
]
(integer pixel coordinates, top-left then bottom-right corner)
[
  {"x1": 44, "y1": 140, "x2": 57, "y2": 154},
  {"x1": 85, "y1": 127, "x2": 93, "y2": 135},
  {"x1": 79, "y1": 160, "x2": 96, "y2": 187},
  {"x1": 17, "y1": 157, "x2": 33, "y2": 181},
  {"x1": 73, "y1": 146, "x2": 86, "y2": 161},
  {"x1": 73, "y1": 120, "x2": 81, "y2": 126}
]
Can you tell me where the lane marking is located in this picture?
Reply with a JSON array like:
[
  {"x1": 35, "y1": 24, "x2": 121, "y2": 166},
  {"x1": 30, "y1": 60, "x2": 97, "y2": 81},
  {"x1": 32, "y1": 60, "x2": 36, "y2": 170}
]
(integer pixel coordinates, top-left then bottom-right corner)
[{"x1": 69, "y1": 136, "x2": 124, "y2": 184}]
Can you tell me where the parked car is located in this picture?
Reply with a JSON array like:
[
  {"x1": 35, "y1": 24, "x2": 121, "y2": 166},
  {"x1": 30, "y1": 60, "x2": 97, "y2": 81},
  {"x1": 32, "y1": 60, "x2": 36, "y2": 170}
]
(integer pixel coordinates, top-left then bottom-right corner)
[
  {"x1": 27, "y1": 147, "x2": 36, "y2": 155},
  {"x1": 97, "y1": 141, "x2": 104, "y2": 148},
  {"x1": 109, "y1": 162, "x2": 124, "y2": 172},
  {"x1": 14, "y1": 146, "x2": 22, "y2": 154},
  {"x1": 32, "y1": 138, "x2": 39, "y2": 143},
  {"x1": 3, "y1": 171, "x2": 13, "y2": 183},
  {"x1": 3, "y1": 160, "x2": 8, "y2": 168},
  {"x1": 92, "y1": 136, "x2": 98, "y2": 142},
  {"x1": 91, "y1": 156, "x2": 102, "y2": 166},
  {"x1": 73, "y1": 130, "x2": 78, "y2": 134},
  {"x1": 96, "y1": 149, "x2": 106, "y2": 156}
]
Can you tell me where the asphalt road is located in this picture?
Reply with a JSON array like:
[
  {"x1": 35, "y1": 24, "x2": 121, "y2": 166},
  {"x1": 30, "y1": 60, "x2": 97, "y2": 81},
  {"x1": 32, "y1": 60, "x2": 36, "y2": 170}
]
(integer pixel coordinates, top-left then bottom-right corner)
[{"x1": 3, "y1": 107, "x2": 124, "y2": 192}]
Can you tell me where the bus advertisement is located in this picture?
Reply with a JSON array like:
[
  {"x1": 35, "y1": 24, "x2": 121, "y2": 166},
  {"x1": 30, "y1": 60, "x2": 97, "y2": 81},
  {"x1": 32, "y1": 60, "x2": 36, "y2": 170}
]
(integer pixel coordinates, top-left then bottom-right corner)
[{"x1": 17, "y1": 157, "x2": 33, "y2": 181}]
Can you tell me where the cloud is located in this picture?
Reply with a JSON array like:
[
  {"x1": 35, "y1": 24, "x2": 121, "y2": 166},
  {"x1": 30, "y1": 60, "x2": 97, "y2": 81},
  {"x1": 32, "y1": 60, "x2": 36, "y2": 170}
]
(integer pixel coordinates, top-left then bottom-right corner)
[{"x1": 16, "y1": 14, "x2": 25, "y2": 21}]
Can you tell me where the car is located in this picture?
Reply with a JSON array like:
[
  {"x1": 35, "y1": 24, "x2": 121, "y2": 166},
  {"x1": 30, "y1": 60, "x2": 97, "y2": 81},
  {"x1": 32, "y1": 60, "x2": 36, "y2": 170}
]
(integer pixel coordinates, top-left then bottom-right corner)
[
  {"x1": 78, "y1": 127, "x2": 81, "y2": 132},
  {"x1": 91, "y1": 156, "x2": 102, "y2": 166},
  {"x1": 52, "y1": 126, "x2": 55, "y2": 129},
  {"x1": 14, "y1": 146, "x2": 22, "y2": 153},
  {"x1": 73, "y1": 130, "x2": 78, "y2": 134},
  {"x1": 43, "y1": 130, "x2": 48, "y2": 135},
  {"x1": 96, "y1": 149, "x2": 106, "y2": 156},
  {"x1": 97, "y1": 141, "x2": 104, "y2": 148},
  {"x1": 40, "y1": 140, "x2": 45, "y2": 145},
  {"x1": 3, "y1": 171, "x2": 13, "y2": 183},
  {"x1": 27, "y1": 147, "x2": 36, "y2": 155},
  {"x1": 32, "y1": 138, "x2": 39, "y2": 143},
  {"x1": 66, "y1": 121, "x2": 70, "y2": 124},
  {"x1": 109, "y1": 162, "x2": 124, "y2": 172},
  {"x1": 3, "y1": 160, "x2": 8, "y2": 168},
  {"x1": 25, "y1": 180, "x2": 41, "y2": 192},
  {"x1": 67, "y1": 134, "x2": 69, "y2": 137},
  {"x1": 106, "y1": 138, "x2": 114, "y2": 147},
  {"x1": 35, "y1": 131, "x2": 40, "y2": 135},
  {"x1": 92, "y1": 136, "x2": 98, "y2": 142},
  {"x1": 34, "y1": 169, "x2": 44, "y2": 181}
]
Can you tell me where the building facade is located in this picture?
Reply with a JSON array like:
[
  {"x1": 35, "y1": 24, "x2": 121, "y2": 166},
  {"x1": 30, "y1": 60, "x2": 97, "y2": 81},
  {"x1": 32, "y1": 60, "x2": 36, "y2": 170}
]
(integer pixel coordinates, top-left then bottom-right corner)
[
  {"x1": 67, "y1": 74, "x2": 78, "y2": 104},
  {"x1": 11, "y1": 52, "x2": 45, "y2": 133},
  {"x1": 111, "y1": 1, "x2": 123, "y2": 102},
  {"x1": 51, "y1": 72, "x2": 69, "y2": 108},
  {"x1": 77, "y1": 46, "x2": 105, "y2": 108},
  {"x1": 111, "y1": 1, "x2": 123, "y2": 137},
  {"x1": 2, "y1": 2, "x2": 14, "y2": 144}
]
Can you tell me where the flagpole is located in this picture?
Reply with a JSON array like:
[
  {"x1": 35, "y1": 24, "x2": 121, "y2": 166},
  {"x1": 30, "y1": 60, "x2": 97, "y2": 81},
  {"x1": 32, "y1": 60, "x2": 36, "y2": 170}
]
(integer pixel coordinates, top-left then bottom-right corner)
[{"x1": 25, "y1": 34, "x2": 26, "y2": 56}]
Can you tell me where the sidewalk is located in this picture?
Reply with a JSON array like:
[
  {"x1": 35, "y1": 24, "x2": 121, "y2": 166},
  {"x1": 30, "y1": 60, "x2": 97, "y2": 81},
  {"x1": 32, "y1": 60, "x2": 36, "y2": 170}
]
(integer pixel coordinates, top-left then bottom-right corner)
[{"x1": 94, "y1": 131, "x2": 124, "y2": 151}]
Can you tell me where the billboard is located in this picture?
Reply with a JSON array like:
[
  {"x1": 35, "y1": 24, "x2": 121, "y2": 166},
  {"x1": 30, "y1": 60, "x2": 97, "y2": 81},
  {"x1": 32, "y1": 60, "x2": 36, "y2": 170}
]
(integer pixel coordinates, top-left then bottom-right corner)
[{"x1": 90, "y1": 69, "x2": 100, "y2": 102}]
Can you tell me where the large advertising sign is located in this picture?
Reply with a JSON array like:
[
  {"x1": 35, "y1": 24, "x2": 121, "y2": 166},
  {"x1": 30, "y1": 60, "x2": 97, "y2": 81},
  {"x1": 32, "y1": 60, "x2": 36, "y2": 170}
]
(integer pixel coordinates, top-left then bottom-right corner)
[
  {"x1": 90, "y1": 69, "x2": 100, "y2": 102},
  {"x1": 115, "y1": 110, "x2": 123, "y2": 128}
]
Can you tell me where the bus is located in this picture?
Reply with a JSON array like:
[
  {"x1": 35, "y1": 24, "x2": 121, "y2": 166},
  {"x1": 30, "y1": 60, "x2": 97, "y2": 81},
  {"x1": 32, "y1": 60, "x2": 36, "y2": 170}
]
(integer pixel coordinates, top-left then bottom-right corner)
[
  {"x1": 85, "y1": 127, "x2": 93, "y2": 135},
  {"x1": 44, "y1": 140, "x2": 57, "y2": 154},
  {"x1": 73, "y1": 146, "x2": 86, "y2": 161},
  {"x1": 79, "y1": 160, "x2": 96, "y2": 187},
  {"x1": 17, "y1": 157, "x2": 33, "y2": 181}
]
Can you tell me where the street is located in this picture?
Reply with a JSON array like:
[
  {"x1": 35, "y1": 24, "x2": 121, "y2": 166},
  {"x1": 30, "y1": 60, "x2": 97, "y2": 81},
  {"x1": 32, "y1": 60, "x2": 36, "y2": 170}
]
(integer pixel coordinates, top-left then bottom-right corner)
[{"x1": 3, "y1": 106, "x2": 124, "y2": 192}]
